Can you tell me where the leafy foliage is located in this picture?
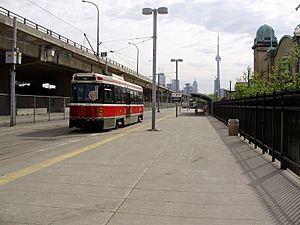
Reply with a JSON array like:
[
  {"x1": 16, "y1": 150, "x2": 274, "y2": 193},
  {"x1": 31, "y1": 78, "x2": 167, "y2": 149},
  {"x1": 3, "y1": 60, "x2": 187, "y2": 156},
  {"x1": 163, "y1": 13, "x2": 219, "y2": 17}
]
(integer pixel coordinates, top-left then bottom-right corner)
[
  {"x1": 234, "y1": 45, "x2": 300, "y2": 98},
  {"x1": 207, "y1": 93, "x2": 223, "y2": 102}
]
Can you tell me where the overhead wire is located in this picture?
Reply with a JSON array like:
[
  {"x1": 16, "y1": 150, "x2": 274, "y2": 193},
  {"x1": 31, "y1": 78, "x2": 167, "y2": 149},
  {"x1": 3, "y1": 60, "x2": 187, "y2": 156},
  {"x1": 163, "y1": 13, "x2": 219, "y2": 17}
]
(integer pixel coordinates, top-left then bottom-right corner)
[
  {"x1": 26, "y1": 0, "x2": 153, "y2": 46},
  {"x1": 97, "y1": 43, "x2": 134, "y2": 68},
  {"x1": 99, "y1": 37, "x2": 152, "y2": 68},
  {"x1": 26, "y1": 0, "x2": 96, "y2": 42},
  {"x1": 20, "y1": 0, "x2": 154, "y2": 75},
  {"x1": 101, "y1": 36, "x2": 152, "y2": 43},
  {"x1": 111, "y1": 51, "x2": 136, "y2": 68}
]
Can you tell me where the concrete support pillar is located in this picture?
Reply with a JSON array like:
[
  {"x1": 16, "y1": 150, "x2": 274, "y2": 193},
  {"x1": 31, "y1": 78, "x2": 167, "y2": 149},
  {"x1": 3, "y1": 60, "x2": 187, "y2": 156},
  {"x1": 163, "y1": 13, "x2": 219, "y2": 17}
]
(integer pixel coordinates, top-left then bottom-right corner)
[
  {"x1": 0, "y1": 60, "x2": 11, "y2": 115},
  {"x1": 0, "y1": 64, "x2": 10, "y2": 93},
  {"x1": 0, "y1": 64, "x2": 10, "y2": 114},
  {"x1": 55, "y1": 75, "x2": 72, "y2": 97}
]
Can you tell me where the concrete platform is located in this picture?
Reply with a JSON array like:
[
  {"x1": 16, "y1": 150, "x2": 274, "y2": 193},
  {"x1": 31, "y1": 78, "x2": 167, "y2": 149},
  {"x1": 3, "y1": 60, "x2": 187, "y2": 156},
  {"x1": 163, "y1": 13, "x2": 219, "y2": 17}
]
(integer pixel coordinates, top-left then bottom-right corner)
[{"x1": 0, "y1": 110, "x2": 299, "y2": 225}]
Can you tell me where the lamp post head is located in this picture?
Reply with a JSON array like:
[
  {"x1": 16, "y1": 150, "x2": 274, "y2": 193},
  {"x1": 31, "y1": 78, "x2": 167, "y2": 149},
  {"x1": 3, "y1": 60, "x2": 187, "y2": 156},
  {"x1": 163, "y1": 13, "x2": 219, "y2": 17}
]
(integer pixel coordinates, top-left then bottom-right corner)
[
  {"x1": 142, "y1": 8, "x2": 153, "y2": 15},
  {"x1": 171, "y1": 59, "x2": 183, "y2": 62},
  {"x1": 143, "y1": 7, "x2": 168, "y2": 15},
  {"x1": 157, "y1": 7, "x2": 168, "y2": 14}
]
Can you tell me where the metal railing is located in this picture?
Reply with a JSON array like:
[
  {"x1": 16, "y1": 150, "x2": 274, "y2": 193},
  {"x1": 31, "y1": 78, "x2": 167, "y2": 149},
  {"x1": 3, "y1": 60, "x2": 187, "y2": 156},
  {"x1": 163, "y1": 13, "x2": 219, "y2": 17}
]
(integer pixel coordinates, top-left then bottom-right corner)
[
  {"x1": 213, "y1": 90, "x2": 300, "y2": 176},
  {"x1": 0, "y1": 93, "x2": 174, "y2": 126},
  {"x1": 0, "y1": 93, "x2": 70, "y2": 126},
  {"x1": 0, "y1": 6, "x2": 151, "y2": 81}
]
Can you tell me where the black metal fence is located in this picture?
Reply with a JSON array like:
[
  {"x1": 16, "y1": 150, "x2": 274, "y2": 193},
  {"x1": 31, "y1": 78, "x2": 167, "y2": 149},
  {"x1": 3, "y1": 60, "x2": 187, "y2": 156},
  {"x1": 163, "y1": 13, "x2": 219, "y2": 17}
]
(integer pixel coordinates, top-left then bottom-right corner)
[{"x1": 213, "y1": 91, "x2": 300, "y2": 176}]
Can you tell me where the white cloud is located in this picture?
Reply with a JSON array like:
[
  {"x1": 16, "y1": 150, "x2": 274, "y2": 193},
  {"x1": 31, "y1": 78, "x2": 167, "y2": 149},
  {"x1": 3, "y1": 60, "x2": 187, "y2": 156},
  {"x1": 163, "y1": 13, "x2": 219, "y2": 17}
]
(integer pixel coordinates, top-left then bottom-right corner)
[{"x1": 1, "y1": 0, "x2": 300, "y2": 93}]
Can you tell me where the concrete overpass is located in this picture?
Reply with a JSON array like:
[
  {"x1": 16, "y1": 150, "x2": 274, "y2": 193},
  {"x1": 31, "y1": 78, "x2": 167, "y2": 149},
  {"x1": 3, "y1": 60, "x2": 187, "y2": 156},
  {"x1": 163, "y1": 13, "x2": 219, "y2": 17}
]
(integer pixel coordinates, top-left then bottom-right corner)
[{"x1": 0, "y1": 6, "x2": 172, "y2": 101}]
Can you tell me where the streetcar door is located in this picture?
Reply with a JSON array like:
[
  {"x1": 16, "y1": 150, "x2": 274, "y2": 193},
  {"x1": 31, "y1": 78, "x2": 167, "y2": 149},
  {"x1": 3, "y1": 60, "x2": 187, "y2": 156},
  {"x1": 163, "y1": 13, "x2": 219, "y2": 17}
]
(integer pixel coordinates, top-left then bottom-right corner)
[{"x1": 125, "y1": 91, "x2": 131, "y2": 124}]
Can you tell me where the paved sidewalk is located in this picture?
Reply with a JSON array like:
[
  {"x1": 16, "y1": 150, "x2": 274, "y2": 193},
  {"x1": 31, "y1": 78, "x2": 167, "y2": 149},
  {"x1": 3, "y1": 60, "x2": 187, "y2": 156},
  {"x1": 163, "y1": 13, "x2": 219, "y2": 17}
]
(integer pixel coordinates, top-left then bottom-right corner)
[{"x1": 0, "y1": 110, "x2": 299, "y2": 225}]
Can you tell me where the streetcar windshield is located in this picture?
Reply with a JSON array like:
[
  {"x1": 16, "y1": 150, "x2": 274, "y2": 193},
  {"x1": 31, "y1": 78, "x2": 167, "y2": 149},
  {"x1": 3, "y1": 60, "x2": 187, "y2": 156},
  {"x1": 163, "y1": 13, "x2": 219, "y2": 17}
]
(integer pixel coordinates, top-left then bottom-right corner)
[{"x1": 71, "y1": 83, "x2": 104, "y2": 103}]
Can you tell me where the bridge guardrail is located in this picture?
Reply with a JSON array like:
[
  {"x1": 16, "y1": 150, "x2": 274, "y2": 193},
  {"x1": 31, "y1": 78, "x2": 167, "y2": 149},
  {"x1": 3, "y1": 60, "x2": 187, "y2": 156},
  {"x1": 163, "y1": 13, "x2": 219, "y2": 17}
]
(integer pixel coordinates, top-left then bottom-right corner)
[{"x1": 0, "y1": 6, "x2": 150, "y2": 81}]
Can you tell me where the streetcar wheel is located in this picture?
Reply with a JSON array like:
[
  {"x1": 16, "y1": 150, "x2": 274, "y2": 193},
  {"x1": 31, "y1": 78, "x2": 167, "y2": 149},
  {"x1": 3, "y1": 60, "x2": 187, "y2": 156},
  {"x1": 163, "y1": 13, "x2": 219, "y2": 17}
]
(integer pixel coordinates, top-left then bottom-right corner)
[
  {"x1": 115, "y1": 119, "x2": 123, "y2": 129},
  {"x1": 138, "y1": 116, "x2": 143, "y2": 122}
]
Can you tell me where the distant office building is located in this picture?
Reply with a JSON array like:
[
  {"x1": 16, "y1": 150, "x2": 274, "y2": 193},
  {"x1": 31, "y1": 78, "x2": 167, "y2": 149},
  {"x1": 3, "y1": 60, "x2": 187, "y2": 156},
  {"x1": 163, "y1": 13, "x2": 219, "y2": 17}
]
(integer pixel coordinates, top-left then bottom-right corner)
[
  {"x1": 157, "y1": 73, "x2": 166, "y2": 86},
  {"x1": 171, "y1": 79, "x2": 180, "y2": 91},
  {"x1": 183, "y1": 83, "x2": 192, "y2": 94},
  {"x1": 167, "y1": 83, "x2": 172, "y2": 90},
  {"x1": 192, "y1": 80, "x2": 198, "y2": 93}
]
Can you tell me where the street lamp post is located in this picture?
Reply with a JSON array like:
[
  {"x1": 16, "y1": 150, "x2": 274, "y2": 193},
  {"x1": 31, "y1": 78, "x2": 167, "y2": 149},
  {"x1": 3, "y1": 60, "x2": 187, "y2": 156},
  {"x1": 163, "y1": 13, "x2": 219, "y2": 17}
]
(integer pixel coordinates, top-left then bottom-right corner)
[
  {"x1": 128, "y1": 42, "x2": 139, "y2": 75},
  {"x1": 82, "y1": 0, "x2": 100, "y2": 56},
  {"x1": 157, "y1": 74, "x2": 160, "y2": 112},
  {"x1": 294, "y1": 25, "x2": 300, "y2": 87},
  {"x1": 171, "y1": 58, "x2": 183, "y2": 117},
  {"x1": 185, "y1": 83, "x2": 190, "y2": 110},
  {"x1": 229, "y1": 80, "x2": 232, "y2": 100},
  {"x1": 142, "y1": 7, "x2": 168, "y2": 130},
  {"x1": 247, "y1": 66, "x2": 251, "y2": 87}
]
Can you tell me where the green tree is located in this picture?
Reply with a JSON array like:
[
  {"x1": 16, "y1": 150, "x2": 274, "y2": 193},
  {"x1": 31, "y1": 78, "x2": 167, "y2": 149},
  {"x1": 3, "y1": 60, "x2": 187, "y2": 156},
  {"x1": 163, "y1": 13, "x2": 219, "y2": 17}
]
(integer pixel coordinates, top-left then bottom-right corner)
[{"x1": 234, "y1": 44, "x2": 300, "y2": 98}]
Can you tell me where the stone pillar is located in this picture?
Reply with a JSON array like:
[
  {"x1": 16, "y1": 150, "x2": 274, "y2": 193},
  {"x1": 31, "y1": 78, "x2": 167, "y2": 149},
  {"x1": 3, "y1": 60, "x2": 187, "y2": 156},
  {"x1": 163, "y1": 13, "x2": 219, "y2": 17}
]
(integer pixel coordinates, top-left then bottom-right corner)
[{"x1": 228, "y1": 119, "x2": 239, "y2": 136}]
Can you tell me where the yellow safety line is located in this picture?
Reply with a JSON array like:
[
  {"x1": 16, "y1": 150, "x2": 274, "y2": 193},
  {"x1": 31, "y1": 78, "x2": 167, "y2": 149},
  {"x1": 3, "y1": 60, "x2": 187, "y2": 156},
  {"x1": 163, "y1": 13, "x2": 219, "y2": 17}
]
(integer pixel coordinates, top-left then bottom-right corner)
[
  {"x1": 0, "y1": 133, "x2": 125, "y2": 185},
  {"x1": 0, "y1": 114, "x2": 170, "y2": 185}
]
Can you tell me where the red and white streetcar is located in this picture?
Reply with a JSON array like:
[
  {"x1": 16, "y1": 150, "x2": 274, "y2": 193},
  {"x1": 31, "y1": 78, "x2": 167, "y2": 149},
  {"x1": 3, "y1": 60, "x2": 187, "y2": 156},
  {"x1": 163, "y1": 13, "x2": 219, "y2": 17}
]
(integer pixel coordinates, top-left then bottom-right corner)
[{"x1": 69, "y1": 73, "x2": 144, "y2": 130}]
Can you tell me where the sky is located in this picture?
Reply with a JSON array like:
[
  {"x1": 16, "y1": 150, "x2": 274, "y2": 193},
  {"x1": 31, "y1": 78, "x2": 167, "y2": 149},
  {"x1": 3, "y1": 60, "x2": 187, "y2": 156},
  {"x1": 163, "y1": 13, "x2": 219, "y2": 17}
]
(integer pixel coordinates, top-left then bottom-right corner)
[{"x1": 1, "y1": 0, "x2": 300, "y2": 93}]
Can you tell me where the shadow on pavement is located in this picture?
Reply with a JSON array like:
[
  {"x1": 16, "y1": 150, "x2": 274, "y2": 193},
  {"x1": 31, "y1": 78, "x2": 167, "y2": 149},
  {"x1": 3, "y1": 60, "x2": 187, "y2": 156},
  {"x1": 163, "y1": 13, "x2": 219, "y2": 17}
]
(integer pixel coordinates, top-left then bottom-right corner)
[
  {"x1": 17, "y1": 127, "x2": 111, "y2": 139},
  {"x1": 207, "y1": 116, "x2": 300, "y2": 225},
  {"x1": 180, "y1": 111, "x2": 207, "y2": 117}
]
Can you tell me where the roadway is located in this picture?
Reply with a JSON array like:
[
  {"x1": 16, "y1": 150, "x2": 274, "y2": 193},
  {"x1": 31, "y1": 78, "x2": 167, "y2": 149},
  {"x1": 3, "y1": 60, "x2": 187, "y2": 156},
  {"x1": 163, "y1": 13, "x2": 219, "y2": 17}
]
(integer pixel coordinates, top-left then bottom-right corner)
[{"x1": 0, "y1": 109, "x2": 299, "y2": 225}]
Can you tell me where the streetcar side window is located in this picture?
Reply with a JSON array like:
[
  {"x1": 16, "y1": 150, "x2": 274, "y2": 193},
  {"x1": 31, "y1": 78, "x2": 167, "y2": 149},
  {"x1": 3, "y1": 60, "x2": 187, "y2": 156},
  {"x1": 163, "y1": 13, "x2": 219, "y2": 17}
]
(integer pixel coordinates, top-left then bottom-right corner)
[
  {"x1": 137, "y1": 92, "x2": 143, "y2": 104},
  {"x1": 124, "y1": 91, "x2": 130, "y2": 104},
  {"x1": 103, "y1": 84, "x2": 114, "y2": 103},
  {"x1": 115, "y1": 86, "x2": 123, "y2": 104},
  {"x1": 134, "y1": 91, "x2": 137, "y2": 104},
  {"x1": 135, "y1": 92, "x2": 138, "y2": 104},
  {"x1": 130, "y1": 90, "x2": 135, "y2": 104},
  {"x1": 121, "y1": 87, "x2": 126, "y2": 104}
]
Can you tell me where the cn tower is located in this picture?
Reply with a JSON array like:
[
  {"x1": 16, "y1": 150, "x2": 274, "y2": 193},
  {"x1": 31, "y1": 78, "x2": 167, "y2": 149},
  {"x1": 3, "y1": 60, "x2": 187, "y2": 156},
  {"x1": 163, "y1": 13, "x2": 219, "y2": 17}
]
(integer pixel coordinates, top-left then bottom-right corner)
[{"x1": 215, "y1": 33, "x2": 221, "y2": 97}]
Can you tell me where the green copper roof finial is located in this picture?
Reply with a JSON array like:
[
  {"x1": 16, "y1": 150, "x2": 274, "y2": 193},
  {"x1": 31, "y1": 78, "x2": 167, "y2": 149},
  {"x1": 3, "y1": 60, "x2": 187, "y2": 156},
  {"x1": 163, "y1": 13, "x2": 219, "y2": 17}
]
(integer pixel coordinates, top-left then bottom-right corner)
[{"x1": 253, "y1": 24, "x2": 278, "y2": 49}]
